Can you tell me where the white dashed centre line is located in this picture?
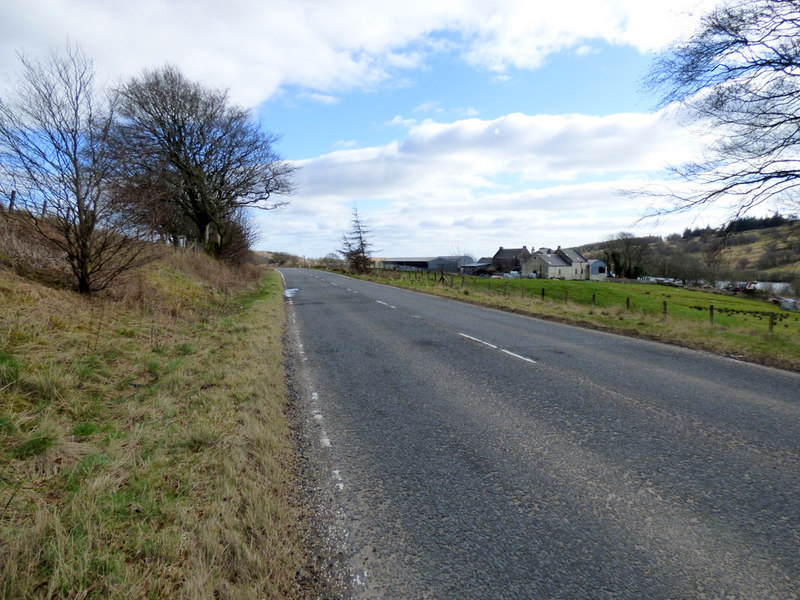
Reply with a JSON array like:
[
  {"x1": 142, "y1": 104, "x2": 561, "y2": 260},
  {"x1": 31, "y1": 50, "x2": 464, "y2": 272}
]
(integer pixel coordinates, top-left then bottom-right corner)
[
  {"x1": 500, "y1": 348, "x2": 538, "y2": 365},
  {"x1": 459, "y1": 332, "x2": 536, "y2": 364},
  {"x1": 458, "y1": 332, "x2": 497, "y2": 349}
]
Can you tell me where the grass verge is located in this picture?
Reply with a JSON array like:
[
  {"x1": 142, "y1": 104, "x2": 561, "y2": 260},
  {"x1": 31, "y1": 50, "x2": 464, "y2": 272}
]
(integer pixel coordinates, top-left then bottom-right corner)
[
  {"x1": 352, "y1": 270, "x2": 800, "y2": 371},
  {"x1": 1, "y1": 252, "x2": 305, "y2": 599}
]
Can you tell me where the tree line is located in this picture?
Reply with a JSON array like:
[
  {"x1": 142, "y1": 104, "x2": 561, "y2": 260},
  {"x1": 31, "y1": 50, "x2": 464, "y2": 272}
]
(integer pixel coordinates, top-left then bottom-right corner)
[
  {"x1": 0, "y1": 43, "x2": 294, "y2": 293},
  {"x1": 578, "y1": 214, "x2": 799, "y2": 288}
]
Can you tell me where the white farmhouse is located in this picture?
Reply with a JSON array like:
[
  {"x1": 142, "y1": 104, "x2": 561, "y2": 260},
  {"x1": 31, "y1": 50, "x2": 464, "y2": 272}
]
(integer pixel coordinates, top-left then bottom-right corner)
[{"x1": 524, "y1": 247, "x2": 607, "y2": 281}]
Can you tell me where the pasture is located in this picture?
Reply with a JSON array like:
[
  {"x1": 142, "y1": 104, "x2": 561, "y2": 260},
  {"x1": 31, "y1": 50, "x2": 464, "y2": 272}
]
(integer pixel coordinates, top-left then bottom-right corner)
[{"x1": 360, "y1": 270, "x2": 800, "y2": 371}]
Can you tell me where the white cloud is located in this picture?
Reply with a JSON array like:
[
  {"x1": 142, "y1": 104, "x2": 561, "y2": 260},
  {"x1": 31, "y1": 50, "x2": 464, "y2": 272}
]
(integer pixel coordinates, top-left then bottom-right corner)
[
  {"x1": 256, "y1": 108, "x2": 713, "y2": 257},
  {"x1": 300, "y1": 92, "x2": 339, "y2": 105},
  {"x1": 296, "y1": 110, "x2": 696, "y2": 198},
  {"x1": 0, "y1": 0, "x2": 720, "y2": 107},
  {"x1": 387, "y1": 115, "x2": 419, "y2": 129},
  {"x1": 414, "y1": 101, "x2": 443, "y2": 113}
]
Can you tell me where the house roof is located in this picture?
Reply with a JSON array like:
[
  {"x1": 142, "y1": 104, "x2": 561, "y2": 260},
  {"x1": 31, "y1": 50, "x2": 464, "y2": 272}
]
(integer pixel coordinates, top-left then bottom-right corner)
[
  {"x1": 558, "y1": 248, "x2": 588, "y2": 264},
  {"x1": 494, "y1": 247, "x2": 530, "y2": 259},
  {"x1": 532, "y1": 247, "x2": 588, "y2": 267},
  {"x1": 536, "y1": 254, "x2": 570, "y2": 267}
]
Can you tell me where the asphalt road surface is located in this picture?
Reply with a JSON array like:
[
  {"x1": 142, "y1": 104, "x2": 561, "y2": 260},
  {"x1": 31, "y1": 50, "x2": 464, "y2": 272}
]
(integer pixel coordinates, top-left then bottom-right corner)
[{"x1": 280, "y1": 268, "x2": 800, "y2": 599}]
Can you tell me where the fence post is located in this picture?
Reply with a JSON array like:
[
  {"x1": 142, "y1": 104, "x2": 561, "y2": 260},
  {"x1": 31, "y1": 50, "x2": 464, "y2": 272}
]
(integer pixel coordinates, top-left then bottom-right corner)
[
  {"x1": 710, "y1": 304, "x2": 714, "y2": 325},
  {"x1": 663, "y1": 300, "x2": 668, "y2": 316},
  {"x1": 592, "y1": 293, "x2": 596, "y2": 307},
  {"x1": 769, "y1": 313, "x2": 775, "y2": 335},
  {"x1": 541, "y1": 288, "x2": 545, "y2": 301},
  {"x1": 564, "y1": 290, "x2": 569, "y2": 304},
  {"x1": 626, "y1": 297, "x2": 630, "y2": 310}
]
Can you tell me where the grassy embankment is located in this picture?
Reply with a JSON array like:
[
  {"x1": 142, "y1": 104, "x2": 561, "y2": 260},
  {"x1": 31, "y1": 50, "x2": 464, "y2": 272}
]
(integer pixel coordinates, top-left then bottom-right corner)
[
  {"x1": 1, "y1": 251, "x2": 306, "y2": 599},
  {"x1": 359, "y1": 270, "x2": 800, "y2": 371}
]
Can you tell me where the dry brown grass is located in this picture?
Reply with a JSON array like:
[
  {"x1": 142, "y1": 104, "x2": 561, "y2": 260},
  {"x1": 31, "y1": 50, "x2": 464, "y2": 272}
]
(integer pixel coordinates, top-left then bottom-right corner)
[
  {"x1": 0, "y1": 215, "x2": 72, "y2": 287},
  {"x1": 0, "y1": 247, "x2": 306, "y2": 599}
]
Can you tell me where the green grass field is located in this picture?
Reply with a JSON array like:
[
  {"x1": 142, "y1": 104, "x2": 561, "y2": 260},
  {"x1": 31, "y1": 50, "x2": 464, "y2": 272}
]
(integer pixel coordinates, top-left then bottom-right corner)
[{"x1": 359, "y1": 270, "x2": 800, "y2": 371}]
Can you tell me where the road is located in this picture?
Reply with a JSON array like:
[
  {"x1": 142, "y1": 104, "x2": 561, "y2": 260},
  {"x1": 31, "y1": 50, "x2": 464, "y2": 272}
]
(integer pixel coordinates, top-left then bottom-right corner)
[{"x1": 280, "y1": 268, "x2": 800, "y2": 599}]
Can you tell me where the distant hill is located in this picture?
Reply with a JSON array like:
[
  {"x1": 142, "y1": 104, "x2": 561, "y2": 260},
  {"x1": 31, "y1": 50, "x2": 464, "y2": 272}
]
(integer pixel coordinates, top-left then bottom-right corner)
[{"x1": 577, "y1": 215, "x2": 800, "y2": 283}]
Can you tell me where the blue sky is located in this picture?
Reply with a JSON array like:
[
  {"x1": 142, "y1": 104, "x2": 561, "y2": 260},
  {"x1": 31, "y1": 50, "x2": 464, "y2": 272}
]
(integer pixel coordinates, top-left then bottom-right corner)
[
  {"x1": 262, "y1": 42, "x2": 654, "y2": 160},
  {"x1": 1, "y1": 0, "x2": 732, "y2": 260}
]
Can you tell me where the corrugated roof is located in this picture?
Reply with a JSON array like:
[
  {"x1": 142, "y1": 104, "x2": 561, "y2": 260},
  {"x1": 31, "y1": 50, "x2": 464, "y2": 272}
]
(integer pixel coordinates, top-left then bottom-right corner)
[
  {"x1": 383, "y1": 257, "x2": 437, "y2": 263},
  {"x1": 383, "y1": 255, "x2": 471, "y2": 263},
  {"x1": 462, "y1": 261, "x2": 493, "y2": 268}
]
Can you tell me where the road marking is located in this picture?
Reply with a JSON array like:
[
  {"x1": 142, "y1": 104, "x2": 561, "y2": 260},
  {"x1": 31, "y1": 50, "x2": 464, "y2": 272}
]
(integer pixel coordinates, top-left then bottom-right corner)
[
  {"x1": 459, "y1": 332, "x2": 537, "y2": 364},
  {"x1": 500, "y1": 348, "x2": 537, "y2": 364},
  {"x1": 459, "y1": 332, "x2": 497, "y2": 349},
  {"x1": 332, "y1": 469, "x2": 344, "y2": 490}
]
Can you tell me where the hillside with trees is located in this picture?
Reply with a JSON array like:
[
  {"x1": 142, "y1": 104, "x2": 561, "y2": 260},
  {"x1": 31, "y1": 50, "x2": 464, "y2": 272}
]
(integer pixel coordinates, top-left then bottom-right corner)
[{"x1": 578, "y1": 214, "x2": 800, "y2": 291}]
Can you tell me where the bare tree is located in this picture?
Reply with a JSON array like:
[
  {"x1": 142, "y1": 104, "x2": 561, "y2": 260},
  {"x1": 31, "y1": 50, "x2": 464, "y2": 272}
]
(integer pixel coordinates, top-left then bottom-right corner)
[
  {"x1": 701, "y1": 234, "x2": 729, "y2": 284},
  {"x1": 320, "y1": 252, "x2": 343, "y2": 268},
  {"x1": 646, "y1": 0, "x2": 800, "y2": 216},
  {"x1": 217, "y1": 209, "x2": 260, "y2": 266},
  {"x1": 340, "y1": 206, "x2": 373, "y2": 273},
  {"x1": 112, "y1": 65, "x2": 295, "y2": 258},
  {"x1": 0, "y1": 43, "x2": 152, "y2": 293}
]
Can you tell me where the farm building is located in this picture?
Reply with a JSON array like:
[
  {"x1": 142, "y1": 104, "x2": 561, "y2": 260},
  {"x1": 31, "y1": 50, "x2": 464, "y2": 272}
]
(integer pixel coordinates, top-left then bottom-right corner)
[
  {"x1": 460, "y1": 258, "x2": 494, "y2": 276},
  {"x1": 492, "y1": 246, "x2": 532, "y2": 274},
  {"x1": 588, "y1": 259, "x2": 608, "y2": 279},
  {"x1": 380, "y1": 256, "x2": 472, "y2": 273},
  {"x1": 523, "y1": 247, "x2": 608, "y2": 280}
]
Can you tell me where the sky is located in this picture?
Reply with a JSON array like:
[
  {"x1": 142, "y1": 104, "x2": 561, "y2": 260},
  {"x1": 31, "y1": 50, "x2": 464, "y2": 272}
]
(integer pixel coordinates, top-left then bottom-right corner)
[{"x1": 0, "y1": 0, "x2": 740, "y2": 260}]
